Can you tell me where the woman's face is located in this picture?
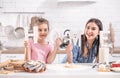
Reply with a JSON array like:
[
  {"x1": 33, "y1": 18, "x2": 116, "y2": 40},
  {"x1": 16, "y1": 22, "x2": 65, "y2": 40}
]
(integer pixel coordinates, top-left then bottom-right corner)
[
  {"x1": 38, "y1": 23, "x2": 49, "y2": 40},
  {"x1": 85, "y1": 22, "x2": 99, "y2": 41}
]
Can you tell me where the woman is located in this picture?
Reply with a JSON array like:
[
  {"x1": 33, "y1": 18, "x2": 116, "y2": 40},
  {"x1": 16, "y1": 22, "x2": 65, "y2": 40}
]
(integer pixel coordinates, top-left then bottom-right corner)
[{"x1": 62, "y1": 18, "x2": 103, "y2": 63}]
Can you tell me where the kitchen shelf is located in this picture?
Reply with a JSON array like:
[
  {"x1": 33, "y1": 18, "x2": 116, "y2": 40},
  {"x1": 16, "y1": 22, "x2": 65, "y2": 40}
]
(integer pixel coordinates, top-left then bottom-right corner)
[{"x1": 2, "y1": 12, "x2": 45, "y2": 14}]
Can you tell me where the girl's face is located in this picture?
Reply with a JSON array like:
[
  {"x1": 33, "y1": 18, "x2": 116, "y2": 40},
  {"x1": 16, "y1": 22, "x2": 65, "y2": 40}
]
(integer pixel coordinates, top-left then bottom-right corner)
[
  {"x1": 85, "y1": 22, "x2": 99, "y2": 41},
  {"x1": 38, "y1": 23, "x2": 49, "y2": 40}
]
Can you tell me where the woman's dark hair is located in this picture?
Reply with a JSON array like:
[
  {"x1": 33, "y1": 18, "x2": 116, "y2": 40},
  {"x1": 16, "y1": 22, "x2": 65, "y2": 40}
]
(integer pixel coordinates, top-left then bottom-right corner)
[
  {"x1": 86, "y1": 18, "x2": 103, "y2": 31},
  {"x1": 81, "y1": 18, "x2": 103, "y2": 57}
]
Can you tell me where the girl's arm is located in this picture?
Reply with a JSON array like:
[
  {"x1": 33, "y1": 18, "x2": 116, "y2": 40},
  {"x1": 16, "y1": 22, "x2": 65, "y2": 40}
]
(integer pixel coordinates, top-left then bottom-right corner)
[
  {"x1": 24, "y1": 41, "x2": 31, "y2": 61},
  {"x1": 46, "y1": 38, "x2": 62, "y2": 64}
]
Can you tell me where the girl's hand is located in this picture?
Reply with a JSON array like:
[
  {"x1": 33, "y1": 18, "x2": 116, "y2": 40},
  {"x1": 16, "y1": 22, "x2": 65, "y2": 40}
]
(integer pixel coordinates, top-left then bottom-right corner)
[
  {"x1": 55, "y1": 38, "x2": 62, "y2": 47},
  {"x1": 24, "y1": 41, "x2": 30, "y2": 48}
]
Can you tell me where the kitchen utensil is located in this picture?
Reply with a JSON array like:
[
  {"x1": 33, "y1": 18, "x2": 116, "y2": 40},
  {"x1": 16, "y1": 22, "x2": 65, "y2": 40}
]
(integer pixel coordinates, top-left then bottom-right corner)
[
  {"x1": 15, "y1": 14, "x2": 25, "y2": 39},
  {"x1": 30, "y1": 16, "x2": 39, "y2": 30},
  {"x1": 60, "y1": 29, "x2": 70, "y2": 48},
  {"x1": 4, "y1": 25, "x2": 16, "y2": 40}
]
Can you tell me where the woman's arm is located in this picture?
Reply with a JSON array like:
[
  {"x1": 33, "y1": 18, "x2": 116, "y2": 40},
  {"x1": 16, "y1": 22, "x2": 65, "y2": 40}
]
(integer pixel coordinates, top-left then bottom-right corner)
[
  {"x1": 66, "y1": 44, "x2": 73, "y2": 63},
  {"x1": 72, "y1": 45, "x2": 80, "y2": 63},
  {"x1": 62, "y1": 44, "x2": 80, "y2": 63}
]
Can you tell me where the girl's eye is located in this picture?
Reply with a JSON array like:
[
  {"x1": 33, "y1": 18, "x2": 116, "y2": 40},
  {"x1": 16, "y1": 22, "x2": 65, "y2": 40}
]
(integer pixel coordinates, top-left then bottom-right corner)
[
  {"x1": 38, "y1": 29, "x2": 48, "y2": 32},
  {"x1": 38, "y1": 29, "x2": 42, "y2": 31},
  {"x1": 44, "y1": 29, "x2": 47, "y2": 32}
]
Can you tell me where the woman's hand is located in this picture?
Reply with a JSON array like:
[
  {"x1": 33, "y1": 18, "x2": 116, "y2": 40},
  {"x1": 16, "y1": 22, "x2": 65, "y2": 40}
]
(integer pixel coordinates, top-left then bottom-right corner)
[{"x1": 66, "y1": 44, "x2": 73, "y2": 53}]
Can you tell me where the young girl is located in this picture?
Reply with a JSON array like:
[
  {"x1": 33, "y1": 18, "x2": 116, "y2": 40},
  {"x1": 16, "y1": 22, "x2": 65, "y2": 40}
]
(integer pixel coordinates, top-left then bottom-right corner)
[
  {"x1": 24, "y1": 17, "x2": 61, "y2": 64},
  {"x1": 62, "y1": 18, "x2": 103, "y2": 63}
]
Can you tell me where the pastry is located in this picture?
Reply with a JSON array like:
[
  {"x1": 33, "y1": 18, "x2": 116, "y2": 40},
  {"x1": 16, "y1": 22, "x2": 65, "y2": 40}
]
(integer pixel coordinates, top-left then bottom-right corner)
[{"x1": 23, "y1": 60, "x2": 46, "y2": 73}]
